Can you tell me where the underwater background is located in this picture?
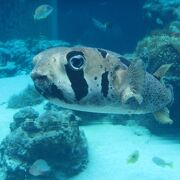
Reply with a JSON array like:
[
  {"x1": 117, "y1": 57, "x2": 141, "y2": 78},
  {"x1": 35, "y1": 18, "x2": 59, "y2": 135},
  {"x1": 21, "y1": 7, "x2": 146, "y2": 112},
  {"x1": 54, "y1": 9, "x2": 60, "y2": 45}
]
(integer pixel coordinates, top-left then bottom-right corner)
[{"x1": 0, "y1": 0, "x2": 180, "y2": 179}]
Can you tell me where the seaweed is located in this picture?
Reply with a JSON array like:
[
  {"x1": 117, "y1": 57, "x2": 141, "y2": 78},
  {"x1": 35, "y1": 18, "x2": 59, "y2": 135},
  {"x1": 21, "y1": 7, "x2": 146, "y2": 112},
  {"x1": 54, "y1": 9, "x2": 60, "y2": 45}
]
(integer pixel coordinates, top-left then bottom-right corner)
[{"x1": 7, "y1": 85, "x2": 44, "y2": 109}]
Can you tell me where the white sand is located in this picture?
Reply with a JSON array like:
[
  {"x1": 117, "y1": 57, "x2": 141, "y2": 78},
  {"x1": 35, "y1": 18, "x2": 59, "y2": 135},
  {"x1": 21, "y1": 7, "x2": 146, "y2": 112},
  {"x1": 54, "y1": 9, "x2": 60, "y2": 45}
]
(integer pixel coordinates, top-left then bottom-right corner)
[
  {"x1": 0, "y1": 75, "x2": 33, "y2": 141},
  {"x1": 0, "y1": 75, "x2": 180, "y2": 180},
  {"x1": 71, "y1": 125, "x2": 180, "y2": 180}
]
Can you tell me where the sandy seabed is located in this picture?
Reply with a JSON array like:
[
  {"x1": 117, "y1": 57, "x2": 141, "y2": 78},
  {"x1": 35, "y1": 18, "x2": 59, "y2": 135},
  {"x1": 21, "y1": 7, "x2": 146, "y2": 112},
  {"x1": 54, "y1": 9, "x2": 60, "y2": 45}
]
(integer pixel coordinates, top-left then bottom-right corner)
[{"x1": 0, "y1": 75, "x2": 180, "y2": 180}]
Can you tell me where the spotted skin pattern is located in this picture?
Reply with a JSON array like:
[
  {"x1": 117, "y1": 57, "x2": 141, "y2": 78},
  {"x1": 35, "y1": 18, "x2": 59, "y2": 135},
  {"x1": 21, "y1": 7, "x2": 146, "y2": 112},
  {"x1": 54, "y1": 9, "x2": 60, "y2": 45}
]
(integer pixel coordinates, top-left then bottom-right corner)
[{"x1": 31, "y1": 47, "x2": 173, "y2": 115}]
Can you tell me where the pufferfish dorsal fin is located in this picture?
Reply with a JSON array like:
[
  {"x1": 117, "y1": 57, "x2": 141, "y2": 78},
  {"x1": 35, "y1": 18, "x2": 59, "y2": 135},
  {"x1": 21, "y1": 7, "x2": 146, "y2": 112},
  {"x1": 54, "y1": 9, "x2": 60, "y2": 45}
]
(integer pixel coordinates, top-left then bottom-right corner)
[
  {"x1": 153, "y1": 107, "x2": 173, "y2": 124},
  {"x1": 153, "y1": 63, "x2": 173, "y2": 81},
  {"x1": 121, "y1": 59, "x2": 145, "y2": 105}
]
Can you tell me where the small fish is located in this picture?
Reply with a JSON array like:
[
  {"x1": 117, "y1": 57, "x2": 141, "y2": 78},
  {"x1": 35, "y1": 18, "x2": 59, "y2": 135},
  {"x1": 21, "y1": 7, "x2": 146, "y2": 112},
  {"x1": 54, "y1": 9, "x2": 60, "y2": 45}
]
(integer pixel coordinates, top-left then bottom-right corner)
[
  {"x1": 127, "y1": 150, "x2": 139, "y2": 164},
  {"x1": 156, "y1": 18, "x2": 164, "y2": 25},
  {"x1": 34, "y1": 4, "x2": 53, "y2": 20},
  {"x1": 152, "y1": 157, "x2": 173, "y2": 168},
  {"x1": 92, "y1": 18, "x2": 112, "y2": 32},
  {"x1": 29, "y1": 159, "x2": 50, "y2": 176}
]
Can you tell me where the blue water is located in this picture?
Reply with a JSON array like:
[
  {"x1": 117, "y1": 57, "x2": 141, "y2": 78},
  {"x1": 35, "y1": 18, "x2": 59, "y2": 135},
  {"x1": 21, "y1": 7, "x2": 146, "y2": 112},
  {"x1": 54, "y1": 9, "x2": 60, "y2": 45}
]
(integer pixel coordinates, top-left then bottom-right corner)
[{"x1": 0, "y1": 0, "x2": 180, "y2": 180}]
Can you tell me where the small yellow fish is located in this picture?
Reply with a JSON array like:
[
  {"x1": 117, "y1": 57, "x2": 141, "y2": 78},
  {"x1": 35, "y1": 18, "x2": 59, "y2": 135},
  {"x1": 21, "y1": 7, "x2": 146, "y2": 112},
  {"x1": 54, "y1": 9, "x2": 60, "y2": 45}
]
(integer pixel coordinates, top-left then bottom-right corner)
[
  {"x1": 34, "y1": 4, "x2": 53, "y2": 20},
  {"x1": 152, "y1": 156, "x2": 173, "y2": 168},
  {"x1": 127, "y1": 150, "x2": 139, "y2": 164}
]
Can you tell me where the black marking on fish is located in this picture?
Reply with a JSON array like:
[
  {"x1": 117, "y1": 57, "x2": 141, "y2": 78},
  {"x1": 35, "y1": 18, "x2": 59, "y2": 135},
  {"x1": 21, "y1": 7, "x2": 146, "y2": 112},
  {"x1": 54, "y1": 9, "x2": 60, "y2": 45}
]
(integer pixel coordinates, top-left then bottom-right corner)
[
  {"x1": 65, "y1": 64, "x2": 88, "y2": 101},
  {"x1": 153, "y1": 75, "x2": 161, "y2": 81},
  {"x1": 119, "y1": 56, "x2": 131, "y2": 67},
  {"x1": 34, "y1": 81, "x2": 66, "y2": 102},
  {"x1": 94, "y1": 76, "x2": 97, "y2": 80},
  {"x1": 114, "y1": 65, "x2": 121, "y2": 71},
  {"x1": 66, "y1": 51, "x2": 84, "y2": 61},
  {"x1": 50, "y1": 84, "x2": 67, "y2": 101},
  {"x1": 97, "y1": 48, "x2": 107, "y2": 58},
  {"x1": 101, "y1": 71, "x2": 109, "y2": 97}
]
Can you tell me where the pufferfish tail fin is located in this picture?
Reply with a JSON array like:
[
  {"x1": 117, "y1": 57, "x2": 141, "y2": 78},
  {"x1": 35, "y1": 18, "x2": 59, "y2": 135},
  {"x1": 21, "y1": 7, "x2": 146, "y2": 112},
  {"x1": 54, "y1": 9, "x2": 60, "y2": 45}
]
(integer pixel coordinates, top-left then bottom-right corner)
[
  {"x1": 153, "y1": 107, "x2": 173, "y2": 124},
  {"x1": 153, "y1": 63, "x2": 173, "y2": 81},
  {"x1": 121, "y1": 59, "x2": 145, "y2": 105}
]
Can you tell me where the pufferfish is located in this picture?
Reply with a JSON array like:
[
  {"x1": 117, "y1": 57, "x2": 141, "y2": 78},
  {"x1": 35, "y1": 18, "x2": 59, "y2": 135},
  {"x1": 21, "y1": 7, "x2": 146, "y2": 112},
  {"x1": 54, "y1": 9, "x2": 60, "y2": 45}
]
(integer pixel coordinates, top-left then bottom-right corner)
[{"x1": 31, "y1": 47, "x2": 174, "y2": 124}]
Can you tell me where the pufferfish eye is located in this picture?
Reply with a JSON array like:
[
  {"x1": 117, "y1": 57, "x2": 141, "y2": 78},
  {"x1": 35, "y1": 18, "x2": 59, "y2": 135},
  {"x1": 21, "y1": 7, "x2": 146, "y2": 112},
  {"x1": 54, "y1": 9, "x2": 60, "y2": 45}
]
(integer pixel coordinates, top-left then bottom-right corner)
[{"x1": 69, "y1": 55, "x2": 85, "y2": 70}]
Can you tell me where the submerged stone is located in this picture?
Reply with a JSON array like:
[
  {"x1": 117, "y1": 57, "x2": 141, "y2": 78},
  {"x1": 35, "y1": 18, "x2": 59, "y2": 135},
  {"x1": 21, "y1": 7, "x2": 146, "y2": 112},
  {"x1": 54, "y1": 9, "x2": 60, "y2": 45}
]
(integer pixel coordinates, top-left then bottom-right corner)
[
  {"x1": 0, "y1": 108, "x2": 88, "y2": 180},
  {"x1": 10, "y1": 107, "x2": 39, "y2": 131}
]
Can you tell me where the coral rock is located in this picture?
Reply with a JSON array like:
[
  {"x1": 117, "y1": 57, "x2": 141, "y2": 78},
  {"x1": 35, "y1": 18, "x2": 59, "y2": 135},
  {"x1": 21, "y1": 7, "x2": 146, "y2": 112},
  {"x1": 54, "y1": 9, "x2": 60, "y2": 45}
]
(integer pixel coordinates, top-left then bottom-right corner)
[
  {"x1": 10, "y1": 107, "x2": 39, "y2": 132},
  {"x1": 0, "y1": 108, "x2": 88, "y2": 180}
]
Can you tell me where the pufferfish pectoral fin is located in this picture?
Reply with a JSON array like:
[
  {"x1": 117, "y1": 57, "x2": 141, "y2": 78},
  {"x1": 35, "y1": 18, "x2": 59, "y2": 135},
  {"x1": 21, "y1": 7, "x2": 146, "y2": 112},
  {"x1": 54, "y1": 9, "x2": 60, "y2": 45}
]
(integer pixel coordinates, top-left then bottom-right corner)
[
  {"x1": 153, "y1": 107, "x2": 173, "y2": 124},
  {"x1": 121, "y1": 87, "x2": 143, "y2": 105},
  {"x1": 153, "y1": 63, "x2": 173, "y2": 81},
  {"x1": 121, "y1": 59, "x2": 145, "y2": 105}
]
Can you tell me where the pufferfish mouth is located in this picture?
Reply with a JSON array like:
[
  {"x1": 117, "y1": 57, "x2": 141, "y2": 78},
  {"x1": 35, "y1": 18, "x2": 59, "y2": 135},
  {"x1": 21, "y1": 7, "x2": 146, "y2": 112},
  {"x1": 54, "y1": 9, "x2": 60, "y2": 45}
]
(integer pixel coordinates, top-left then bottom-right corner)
[
  {"x1": 31, "y1": 72, "x2": 67, "y2": 102},
  {"x1": 31, "y1": 72, "x2": 53, "y2": 97}
]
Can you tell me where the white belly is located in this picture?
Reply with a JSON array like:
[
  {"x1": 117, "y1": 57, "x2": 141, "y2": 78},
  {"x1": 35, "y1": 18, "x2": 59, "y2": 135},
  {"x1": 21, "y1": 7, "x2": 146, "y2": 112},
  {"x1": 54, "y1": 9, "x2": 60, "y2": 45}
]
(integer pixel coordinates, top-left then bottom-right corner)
[{"x1": 51, "y1": 98, "x2": 146, "y2": 115}]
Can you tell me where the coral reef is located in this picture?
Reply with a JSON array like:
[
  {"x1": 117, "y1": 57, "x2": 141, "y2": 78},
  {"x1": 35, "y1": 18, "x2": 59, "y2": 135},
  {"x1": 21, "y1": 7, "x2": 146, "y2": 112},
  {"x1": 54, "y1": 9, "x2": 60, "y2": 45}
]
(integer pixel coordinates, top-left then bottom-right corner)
[
  {"x1": 10, "y1": 107, "x2": 39, "y2": 131},
  {"x1": 0, "y1": 108, "x2": 88, "y2": 180},
  {"x1": 30, "y1": 39, "x2": 70, "y2": 54},
  {"x1": 0, "y1": 47, "x2": 15, "y2": 77},
  {"x1": 135, "y1": 34, "x2": 180, "y2": 78},
  {"x1": 169, "y1": 21, "x2": 180, "y2": 36},
  {"x1": 0, "y1": 38, "x2": 70, "y2": 78},
  {"x1": 0, "y1": 48, "x2": 10, "y2": 67},
  {"x1": 7, "y1": 85, "x2": 44, "y2": 109},
  {"x1": 143, "y1": 0, "x2": 180, "y2": 27}
]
